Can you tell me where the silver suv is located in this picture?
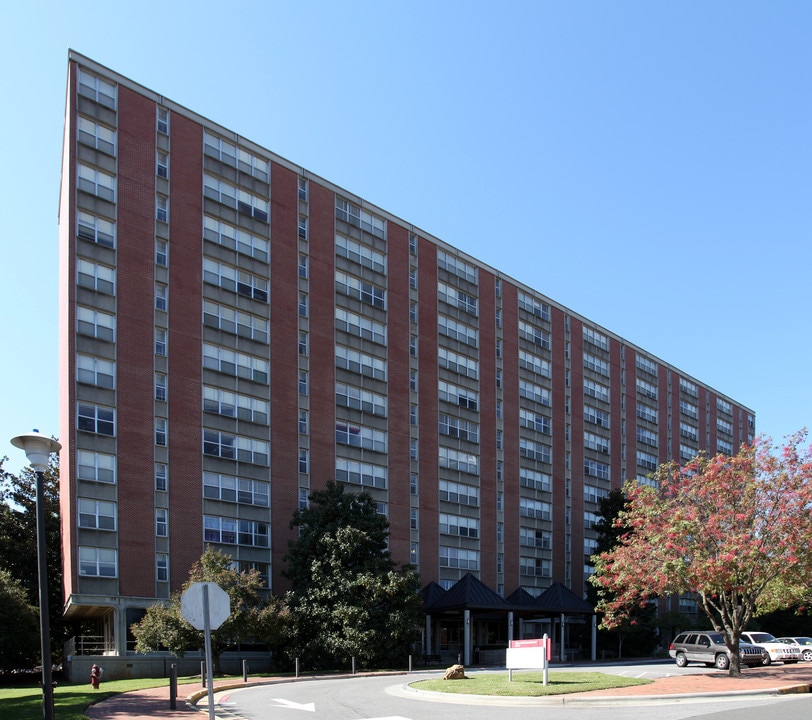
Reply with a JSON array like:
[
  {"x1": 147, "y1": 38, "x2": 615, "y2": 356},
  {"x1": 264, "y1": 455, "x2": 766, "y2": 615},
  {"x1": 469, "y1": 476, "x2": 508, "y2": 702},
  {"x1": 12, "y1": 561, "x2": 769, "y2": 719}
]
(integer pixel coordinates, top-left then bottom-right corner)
[{"x1": 669, "y1": 631, "x2": 767, "y2": 669}]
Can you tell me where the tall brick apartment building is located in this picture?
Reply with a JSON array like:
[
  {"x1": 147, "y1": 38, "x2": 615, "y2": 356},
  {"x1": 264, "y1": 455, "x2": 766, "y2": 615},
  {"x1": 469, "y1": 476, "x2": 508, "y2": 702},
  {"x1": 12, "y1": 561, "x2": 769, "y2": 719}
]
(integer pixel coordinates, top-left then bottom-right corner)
[{"x1": 58, "y1": 52, "x2": 754, "y2": 659}]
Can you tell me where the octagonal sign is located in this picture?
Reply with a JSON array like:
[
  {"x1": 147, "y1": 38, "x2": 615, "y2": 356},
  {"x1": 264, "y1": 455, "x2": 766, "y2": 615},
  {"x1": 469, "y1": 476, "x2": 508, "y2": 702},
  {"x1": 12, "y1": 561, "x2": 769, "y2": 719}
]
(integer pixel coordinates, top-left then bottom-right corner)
[{"x1": 181, "y1": 582, "x2": 230, "y2": 630}]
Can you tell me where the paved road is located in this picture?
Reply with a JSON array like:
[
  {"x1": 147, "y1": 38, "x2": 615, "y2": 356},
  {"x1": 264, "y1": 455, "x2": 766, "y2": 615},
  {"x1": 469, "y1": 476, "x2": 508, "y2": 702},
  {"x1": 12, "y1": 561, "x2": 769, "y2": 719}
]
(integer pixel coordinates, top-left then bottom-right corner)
[{"x1": 208, "y1": 664, "x2": 812, "y2": 720}]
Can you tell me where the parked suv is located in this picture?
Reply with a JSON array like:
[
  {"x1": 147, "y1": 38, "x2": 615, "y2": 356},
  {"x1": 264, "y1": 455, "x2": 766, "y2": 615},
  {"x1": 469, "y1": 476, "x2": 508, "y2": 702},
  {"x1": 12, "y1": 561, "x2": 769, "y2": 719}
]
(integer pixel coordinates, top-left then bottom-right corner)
[
  {"x1": 669, "y1": 631, "x2": 767, "y2": 669},
  {"x1": 740, "y1": 632, "x2": 801, "y2": 665}
]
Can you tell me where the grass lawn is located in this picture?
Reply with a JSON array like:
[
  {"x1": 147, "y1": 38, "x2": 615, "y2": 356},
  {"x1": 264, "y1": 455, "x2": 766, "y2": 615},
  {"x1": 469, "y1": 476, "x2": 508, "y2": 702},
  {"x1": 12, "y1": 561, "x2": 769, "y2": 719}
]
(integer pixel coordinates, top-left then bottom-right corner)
[
  {"x1": 412, "y1": 670, "x2": 652, "y2": 697},
  {"x1": 0, "y1": 676, "x2": 202, "y2": 720}
]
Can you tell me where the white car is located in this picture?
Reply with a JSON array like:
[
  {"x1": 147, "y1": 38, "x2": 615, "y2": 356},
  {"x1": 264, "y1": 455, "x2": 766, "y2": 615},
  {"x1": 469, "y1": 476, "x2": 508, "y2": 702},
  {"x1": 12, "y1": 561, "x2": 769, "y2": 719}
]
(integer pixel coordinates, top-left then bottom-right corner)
[
  {"x1": 740, "y1": 631, "x2": 801, "y2": 665},
  {"x1": 776, "y1": 636, "x2": 812, "y2": 662}
]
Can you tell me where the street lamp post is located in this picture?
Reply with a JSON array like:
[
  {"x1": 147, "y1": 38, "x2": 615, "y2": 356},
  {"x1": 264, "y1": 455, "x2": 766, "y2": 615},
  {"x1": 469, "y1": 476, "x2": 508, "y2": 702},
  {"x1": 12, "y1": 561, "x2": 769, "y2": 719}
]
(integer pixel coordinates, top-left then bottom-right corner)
[{"x1": 11, "y1": 430, "x2": 61, "y2": 720}]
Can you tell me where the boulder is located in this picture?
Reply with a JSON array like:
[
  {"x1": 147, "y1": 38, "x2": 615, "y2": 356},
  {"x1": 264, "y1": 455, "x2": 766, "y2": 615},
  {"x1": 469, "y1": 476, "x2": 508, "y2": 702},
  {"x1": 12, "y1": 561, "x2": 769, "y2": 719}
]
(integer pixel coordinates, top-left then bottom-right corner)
[{"x1": 442, "y1": 664, "x2": 467, "y2": 680}]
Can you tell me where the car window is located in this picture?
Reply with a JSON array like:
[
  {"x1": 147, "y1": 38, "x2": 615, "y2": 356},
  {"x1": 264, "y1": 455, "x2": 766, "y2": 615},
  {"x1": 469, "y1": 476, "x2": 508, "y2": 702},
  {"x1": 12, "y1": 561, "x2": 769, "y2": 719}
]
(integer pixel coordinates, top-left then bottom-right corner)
[
  {"x1": 697, "y1": 635, "x2": 710, "y2": 647},
  {"x1": 708, "y1": 633, "x2": 724, "y2": 644},
  {"x1": 674, "y1": 634, "x2": 687, "y2": 644},
  {"x1": 748, "y1": 633, "x2": 775, "y2": 643},
  {"x1": 685, "y1": 634, "x2": 698, "y2": 644}
]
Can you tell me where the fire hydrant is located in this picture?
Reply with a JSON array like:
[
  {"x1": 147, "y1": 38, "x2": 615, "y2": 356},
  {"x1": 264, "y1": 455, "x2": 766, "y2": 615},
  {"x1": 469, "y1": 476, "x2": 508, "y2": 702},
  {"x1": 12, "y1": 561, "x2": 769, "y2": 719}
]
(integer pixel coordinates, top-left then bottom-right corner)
[{"x1": 90, "y1": 664, "x2": 102, "y2": 689}]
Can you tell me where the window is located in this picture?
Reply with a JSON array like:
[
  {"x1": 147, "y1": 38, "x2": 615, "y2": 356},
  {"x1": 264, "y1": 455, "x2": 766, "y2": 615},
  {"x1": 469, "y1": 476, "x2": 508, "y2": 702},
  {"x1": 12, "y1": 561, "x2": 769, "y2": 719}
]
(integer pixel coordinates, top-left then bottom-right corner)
[
  {"x1": 519, "y1": 468, "x2": 551, "y2": 492},
  {"x1": 438, "y1": 282, "x2": 478, "y2": 315},
  {"x1": 77, "y1": 403, "x2": 115, "y2": 436},
  {"x1": 438, "y1": 414, "x2": 479, "y2": 443},
  {"x1": 203, "y1": 343, "x2": 269, "y2": 383},
  {"x1": 77, "y1": 258, "x2": 115, "y2": 295},
  {"x1": 437, "y1": 250, "x2": 477, "y2": 284},
  {"x1": 155, "y1": 328, "x2": 167, "y2": 356},
  {"x1": 203, "y1": 386, "x2": 269, "y2": 424},
  {"x1": 79, "y1": 546, "x2": 117, "y2": 577},
  {"x1": 335, "y1": 271, "x2": 386, "y2": 309},
  {"x1": 410, "y1": 369, "x2": 417, "y2": 391},
  {"x1": 680, "y1": 399, "x2": 698, "y2": 419},
  {"x1": 335, "y1": 345, "x2": 387, "y2": 381},
  {"x1": 438, "y1": 446, "x2": 479, "y2": 475},
  {"x1": 335, "y1": 423, "x2": 387, "y2": 453},
  {"x1": 156, "y1": 239, "x2": 168, "y2": 266},
  {"x1": 203, "y1": 473, "x2": 269, "y2": 507},
  {"x1": 584, "y1": 431, "x2": 610, "y2": 453},
  {"x1": 299, "y1": 488, "x2": 309, "y2": 510},
  {"x1": 439, "y1": 479, "x2": 479, "y2": 506},
  {"x1": 77, "y1": 211, "x2": 115, "y2": 248},
  {"x1": 335, "y1": 308, "x2": 386, "y2": 345},
  {"x1": 155, "y1": 283, "x2": 167, "y2": 311},
  {"x1": 298, "y1": 409, "x2": 309, "y2": 435},
  {"x1": 335, "y1": 197, "x2": 386, "y2": 238},
  {"x1": 410, "y1": 335, "x2": 417, "y2": 357},
  {"x1": 335, "y1": 458, "x2": 388, "y2": 489},
  {"x1": 157, "y1": 107, "x2": 169, "y2": 134},
  {"x1": 204, "y1": 215, "x2": 269, "y2": 262},
  {"x1": 409, "y1": 232, "x2": 417, "y2": 255},
  {"x1": 409, "y1": 267, "x2": 417, "y2": 289},
  {"x1": 636, "y1": 354, "x2": 657, "y2": 375},
  {"x1": 437, "y1": 347, "x2": 479, "y2": 380},
  {"x1": 439, "y1": 315, "x2": 478, "y2": 347},
  {"x1": 298, "y1": 253, "x2": 308, "y2": 278},
  {"x1": 583, "y1": 326, "x2": 609, "y2": 351},
  {"x1": 584, "y1": 459, "x2": 610, "y2": 479},
  {"x1": 203, "y1": 301, "x2": 269, "y2": 343},
  {"x1": 439, "y1": 380, "x2": 479, "y2": 411},
  {"x1": 298, "y1": 292, "x2": 308, "y2": 317},
  {"x1": 636, "y1": 377, "x2": 658, "y2": 400},
  {"x1": 298, "y1": 370, "x2": 308, "y2": 395},
  {"x1": 156, "y1": 508, "x2": 168, "y2": 537},
  {"x1": 298, "y1": 215, "x2": 308, "y2": 240},
  {"x1": 519, "y1": 321, "x2": 550, "y2": 350},
  {"x1": 335, "y1": 234, "x2": 386, "y2": 273},
  {"x1": 157, "y1": 151, "x2": 168, "y2": 178},
  {"x1": 439, "y1": 546, "x2": 479, "y2": 570},
  {"x1": 78, "y1": 117, "x2": 116, "y2": 155},
  {"x1": 155, "y1": 463, "x2": 167, "y2": 492},
  {"x1": 439, "y1": 513, "x2": 479, "y2": 538},
  {"x1": 204, "y1": 175, "x2": 269, "y2": 221},
  {"x1": 637, "y1": 402, "x2": 658, "y2": 423},
  {"x1": 203, "y1": 430, "x2": 269, "y2": 465},
  {"x1": 519, "y1": 438, "x2": 551, "y2": 463},
  {"x1": 520, "y1": 527, "x2": 552, "y2": 549},
  {"x1": 298, "y1": 176, "x2": 308, "y2": 201},
  {"x1": 584, "y1": 404, "x2": 610, "y2": 428},
  {"x1": 203, "y1": 259, "x2": 271, "y2": 301},
  {"x1": 155, "y1": 419, "x2": 167, "y2": 446},
  {"x1": 519, "y1": 497, "x2": 551, "y2": 520},
  {"x1": 78, "y1": 69, "x2": 116, "y2": 108},
  {"x1": 299, "y1": 449, "x2": 309, "y2": 474},
  {"x1": 637, "y1": 450, "x2": 658, "y2": 471},
  {"x1": 411, "y1": 508, "x2": 418, "y2": 530},
  {"x1": 410, "y1": 473, "x2": 418, "y2": 495},
  {"x1": 77, "y1": 450, "x2": 116, "y2": 484},
  {"x1": 156, "y1": 195, "x2": 168, "y2": 223},
  {"x1": 298, "y1": 331, "x2": 308, "y2": 356},
  {"x1": 410, "y1": 404, "x2": 418, "y2": 426},
  {"x1": 78, "y1": 164, "x2": 116, "y2": 202},
  {"x1": 520, "y1": 557, "x2": 552, "y2": 578},
  {"x1": 156, "y1": 554, "x2": 169, "y2": 582},
  {"x1": 519, "y1": 409, "x2": 551, "y2": 435},
  {"x1": 77, "y1": 354, "x2": 115, "y2": 388},
  {"x1": 584, "y1": 379, "x2": 610, "y2": 403},
  {"x1": 78, "y1": 499, "x2": 116, "y2": 530},
  {"x1": 680, "y1": 378, "x2": 699, "y2": 398},
  {"x1": 518, "y1": 292, "x2": 550, "y2": 321},
  {"x1": 335, "y1": 383, "x2": 387, "y2": 416},
  {"x1": 518, "y1": 380, "x2": 550, "y2": 406},
  {"x1": 636, "y1": 426, "x2": 658, "y2": 448},
  {"x1": 584, "y1": 353, "x2": 610, "y2": 377},
  {"x1": 155, "y1": 373, "x2": 167, "y2": 401}
]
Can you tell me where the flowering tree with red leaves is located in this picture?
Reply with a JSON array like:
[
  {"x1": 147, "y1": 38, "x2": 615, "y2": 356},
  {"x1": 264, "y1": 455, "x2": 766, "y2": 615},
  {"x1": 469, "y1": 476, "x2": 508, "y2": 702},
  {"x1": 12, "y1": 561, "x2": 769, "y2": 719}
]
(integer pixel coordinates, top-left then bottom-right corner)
[{"x1": 590, "y1": 432, "x2": 812, "y2": 676}]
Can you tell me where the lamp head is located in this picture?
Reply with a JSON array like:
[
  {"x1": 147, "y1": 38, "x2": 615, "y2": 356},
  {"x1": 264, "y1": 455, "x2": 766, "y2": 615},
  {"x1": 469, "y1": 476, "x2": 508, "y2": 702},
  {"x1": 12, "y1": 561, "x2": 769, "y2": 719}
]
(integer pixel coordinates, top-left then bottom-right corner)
[{"x1": 11, "y1": 430, "x2": 61, "y2": 472}]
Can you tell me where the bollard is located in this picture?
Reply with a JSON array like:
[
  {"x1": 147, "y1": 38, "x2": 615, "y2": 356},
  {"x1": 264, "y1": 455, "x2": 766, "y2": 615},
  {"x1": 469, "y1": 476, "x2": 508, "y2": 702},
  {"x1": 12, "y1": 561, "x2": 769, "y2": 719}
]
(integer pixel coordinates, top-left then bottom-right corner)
[
  {"x1": 409, "y1": 655, "x2": 412, "y2": 673},
  {"x1": 352, "y1": 657, "x2": 356, "y2": 675},
  {"x1": 201, "y1": 661, "x2": 206, "y2": 688},
  {"x1": 295, "y1": 657, "x2": 299, "y2": 678},
  {"x1": 170, "y1": 664, "x2": 177, "y2": 710},
  {"x1": 242, "y1": 659, "x2": 248, "y2": 683}
]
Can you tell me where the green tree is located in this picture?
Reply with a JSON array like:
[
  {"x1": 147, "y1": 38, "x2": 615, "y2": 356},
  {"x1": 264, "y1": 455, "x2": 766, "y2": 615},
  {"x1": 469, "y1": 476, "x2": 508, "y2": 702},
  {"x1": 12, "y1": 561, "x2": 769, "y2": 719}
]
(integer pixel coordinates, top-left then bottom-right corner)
[
  {"x1": 0, "y1": 454, "x2": 71, "y2": 662},
  {"x1": 0, "y1": 567, "x2": 40, "y2": 672},
  {"x1": 131, "y1": 548, "x2": 287, "y2": 673},
  {"x1": 590, "y1": 433, "x2": 812, "y2": 676},
  {"x1": 586, "y1": 489, "x2": 658, "y2": 659},
  {"x1": 284, "y1": 481, "x2": 422, "y2": 670}
]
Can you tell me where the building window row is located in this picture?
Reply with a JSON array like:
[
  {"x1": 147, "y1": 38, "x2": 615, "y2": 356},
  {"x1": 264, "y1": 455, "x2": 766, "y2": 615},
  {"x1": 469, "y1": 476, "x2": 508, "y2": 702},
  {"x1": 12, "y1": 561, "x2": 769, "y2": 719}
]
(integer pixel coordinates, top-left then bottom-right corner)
[
  {"x1": 335, "y1": 345, "x2": 387, "y2": 381},
  {"x1": 203, "y1": 472, "x2": 269, "y2": 506},
  {"x1": 203, "y1": 386, "x2": 269, "y2": 424},
  {"x1": 202, "y1": 429, "x2": 269, "y2": 465},
  {"x1": 78, "y1": 116, "x2": 116, "y2": 155},
  {"x1": 636, "y1": 377, "x2": 657, "y2": 400},
  {"x1": 437, "y1": 250, "x2": 477, "y2": 285},
  {"x1": 203, "y1": 342, "x2": 269, "y2": 383},
  {"x1": 335, "y1": 270, "x2": 386, "y2": 309},
  {"x1": 519, "y1": 468, "x2": 551, "y2": 493},
  {"x1": 438, "y1": 281, "x2": 478, "y2": 316},
  {"x1": 439, "y1": 380, "x2": 479, "y2": 411},
  {"x1": 335, "y1": 423, "x2": 387, "y2": 453},
  {"x1": 335, "y1": 308, "x2": 386, "y2": 345},
  {"x1": 439, "y1": 546, "x2": 479, "y2": 571},
  {"x1": 335, "y1": 234, "x2": 386, "y2": 273},
  {"x1": 77, "y1": 211, "x2": 116, "y2": 248},
  {"x1": 519, "y1": 408, "x2": 552, "y2": 435},
  {"x1": 519, "y1": 321, "x2": 551, "y2": 350},
  {"x1": 439, "y1": 414, "x2": 479, "y2": 443},
  {"x1": 584, "y1": 431, "x2": 609, "y2": 453},
  {"x1": 204, "y1": 215, "x2": 269, "y2": 262},
  {"x1": 519, "y1": 350, "x2": 551, "y2": 379},
  {"x1": 439, "y1": 446, "x2": 479, "y2": 475},
  {"x1": 335, "y1": 382, "x2": 387, "y2": 416},
  {"x1": 204, "y1": 174, "x2": 269, "y2": 222},
  {"x1": 519, "y1": 497, "x2": 552, "y2": 520},
  {"x1": 335, "y1": 197, "x2": 386, "y2": 239},
  {"x1": 203, "y1": 130, "x2": 270, "y2": 182},
  {"x1": 519, "y1": 380, "x2": 551, "y2": 407},
  {"x1": 637, "y1": 402, "x2": 658, "y2": 424},
  {"x1": 439, "y1": 512, "x2": 479, "y2": 538},
  {"x1": 78, "y1": 69, "x2": 117, "y2": 109},
  {"x1": 203, "y1": 258, "x2": 268, "y2": 302},
  {"x1": 203, "y1": 301, "x2": 269, "y2": 343},
  {"x1": 518, "y1": 292, "x2": 550, "y2": 321},
  {"x1": 204, "y1": 515, "x2": 269, "y2": 547},
  {"x1": 520, "y1": 527, "x2": 552, "y2": 549},
  {"x1": 583, "y1": 326, "x2": 609, "y2": 351},
  {"x1": 438, "y1": 347, "x2": 479, "y2": 380},
  {"x1": 439, "y1": 314, "x2": 478, "y2": 347},
  {"x1": 335, "y1": 458, "x2": 388, "y2": 489},
  {"x1": 439, "y1": 479, "x2": 479, "y2": 506}
]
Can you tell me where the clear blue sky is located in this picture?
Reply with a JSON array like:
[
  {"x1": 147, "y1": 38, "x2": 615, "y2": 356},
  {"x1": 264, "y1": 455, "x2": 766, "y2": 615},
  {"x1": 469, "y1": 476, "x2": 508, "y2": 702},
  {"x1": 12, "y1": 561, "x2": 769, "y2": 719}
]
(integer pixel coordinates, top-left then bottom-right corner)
[{"x1": 2, "y1": 1, "x2": 810, "y2": 473}]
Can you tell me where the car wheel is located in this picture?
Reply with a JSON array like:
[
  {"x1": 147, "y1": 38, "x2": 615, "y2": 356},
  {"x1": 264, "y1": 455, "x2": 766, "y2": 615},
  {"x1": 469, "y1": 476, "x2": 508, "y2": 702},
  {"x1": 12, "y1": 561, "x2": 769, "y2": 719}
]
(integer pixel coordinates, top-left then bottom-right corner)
[
  {"x1": 803, "y1": 650, "x2": 812, "y2": 662},
  {"x1": 715, "y1": 654, "x2": 730, "y2": 670},
  {"x1": 675, "y1": 652, "x2": 688, "y2": 667},
  {"x1": 762, "y1": 655, "x2": 772, "y2": 666}
]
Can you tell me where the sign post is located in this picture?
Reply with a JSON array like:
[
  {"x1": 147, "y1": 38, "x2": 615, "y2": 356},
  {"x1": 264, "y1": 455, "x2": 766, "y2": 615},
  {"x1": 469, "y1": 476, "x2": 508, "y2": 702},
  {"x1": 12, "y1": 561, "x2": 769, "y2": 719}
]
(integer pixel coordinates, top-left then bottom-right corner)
[
  {"x1": 182, "y1": 582, "x2": 230, "y2": 720},
  {"x1": 506, "y1": 635, "x2": 550, "y2": 685}
]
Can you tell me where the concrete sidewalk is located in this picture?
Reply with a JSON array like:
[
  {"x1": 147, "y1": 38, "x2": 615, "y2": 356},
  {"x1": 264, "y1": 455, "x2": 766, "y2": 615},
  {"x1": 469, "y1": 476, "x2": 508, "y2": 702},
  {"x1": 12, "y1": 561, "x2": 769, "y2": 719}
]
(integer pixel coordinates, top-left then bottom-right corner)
[{"x1": 84, "y1": 664, "x2": 812, "y2": 718}]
